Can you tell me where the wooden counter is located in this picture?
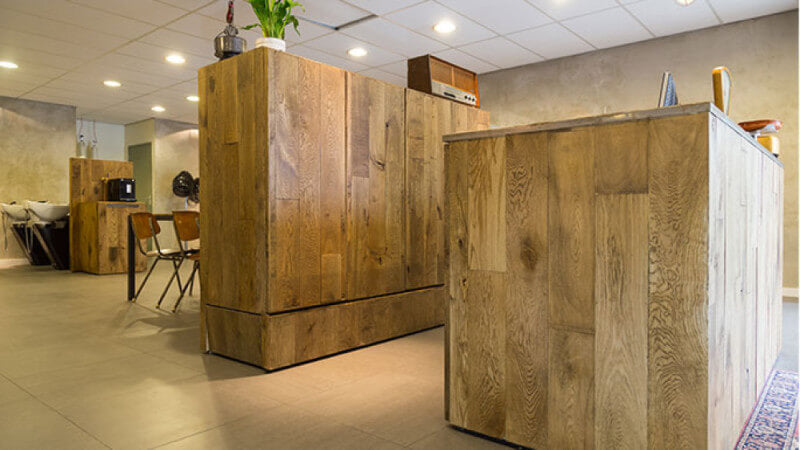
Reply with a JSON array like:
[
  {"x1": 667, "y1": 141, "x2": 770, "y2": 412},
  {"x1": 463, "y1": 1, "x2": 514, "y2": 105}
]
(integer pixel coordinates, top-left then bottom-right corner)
[
  {"x1": 69, "y1": 158, "x2": 147, "y2": 274},
  {"x1": 198, "y1": 48, "x2": 489, "y2": 370},
  {"x1": 443, "y1": 103, "x2": 783, "y2": 449}
]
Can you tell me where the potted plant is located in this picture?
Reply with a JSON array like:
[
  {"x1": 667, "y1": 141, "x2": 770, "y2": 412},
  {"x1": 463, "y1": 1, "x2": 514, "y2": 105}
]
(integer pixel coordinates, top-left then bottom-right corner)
[{"x1": 243, "y1": 0, "x2": 303, "y2": 52}]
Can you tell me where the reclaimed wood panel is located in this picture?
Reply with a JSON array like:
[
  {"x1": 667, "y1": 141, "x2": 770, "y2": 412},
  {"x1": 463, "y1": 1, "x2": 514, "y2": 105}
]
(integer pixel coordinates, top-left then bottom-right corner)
[
  {"x1": 548, "y1": 328, "x2": 594, "y2": 449},
  {"x1": 268, "y1": 51, "x2": 346, "y2": 313},
  {"x1": 262, "y1": 286, "x2": 445, "y2": 370},
  {"x1": 467, "y1": 138, "x2": 506, "y2": 272},
  {"x1": 446, "y1": 106, "x2": 783, "y2": 449},
  {"x1": 647, "y1": 114, "x2": 709, "y2": 447},
  {"x1": 69, "y1": 158, "x2": 135, "y2": 272},
  {"x1": 504, "y1": 133, "x2": 548, "y2": 449},
  {"x1": 72, "y1": 201, "x2": 146, "y2": 274},
  {"x1": 405, "y1": 90, "x2": 490, "y2": 290},
  {"x1": 445, "y1": 139, "x2": 471, "y2": 426},
  {"x1": 346, "y1": 73, "x2": 406, "y2": 299},
  {"x1": 594, "y1": 194, "x2": 648, "y2": 450},
  {"x1": 594, "y1": 122, "x2": 648, "y2": 194},
  {"x1": 200, "y1": 49, "x2": 490, "y2": 371},
  {"x1": 548, "y1": 129, "x2": 595, "y2": 331}
]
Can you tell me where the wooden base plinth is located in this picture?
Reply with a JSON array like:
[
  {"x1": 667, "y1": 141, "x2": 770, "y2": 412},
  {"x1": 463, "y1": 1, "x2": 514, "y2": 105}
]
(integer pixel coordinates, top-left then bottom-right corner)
[{"x1": 204, "y1": 286, "x2": 445, "y2": 371}]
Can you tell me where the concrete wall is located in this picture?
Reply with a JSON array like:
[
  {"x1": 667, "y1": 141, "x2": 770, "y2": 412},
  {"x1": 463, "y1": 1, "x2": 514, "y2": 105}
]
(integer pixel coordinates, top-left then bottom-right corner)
[
  {"x1": 479, "y1": 11, "x2": 799, "y2": 291},
  {"x1": 0, "y1": 97, "x2": 76, "y2": 259}
]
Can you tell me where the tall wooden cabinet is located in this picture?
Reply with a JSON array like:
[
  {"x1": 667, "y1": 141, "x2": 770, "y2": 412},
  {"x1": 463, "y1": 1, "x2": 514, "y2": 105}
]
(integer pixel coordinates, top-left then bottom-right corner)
[{"x1": 199, "y1": 48, "x2": 489, "y2": 370}]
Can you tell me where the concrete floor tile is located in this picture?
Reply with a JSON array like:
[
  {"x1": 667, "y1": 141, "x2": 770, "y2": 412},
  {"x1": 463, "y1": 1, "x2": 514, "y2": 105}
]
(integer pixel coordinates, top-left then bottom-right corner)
[{"x1": 0, "y1": 398, "x2": 107, "y2": 449}]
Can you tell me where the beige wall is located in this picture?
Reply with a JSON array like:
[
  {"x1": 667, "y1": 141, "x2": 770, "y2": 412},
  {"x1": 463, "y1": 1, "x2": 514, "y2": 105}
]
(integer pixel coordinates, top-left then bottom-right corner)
[
  {"x1": 124, "y1": 118, "x2": 199, "y2": 249},
  {"x1": 479, "y1": 11, "x2": 799, "y2": 290},
  {"x1": 0, "y1": 97, "x2": 76, "y2": 259}
]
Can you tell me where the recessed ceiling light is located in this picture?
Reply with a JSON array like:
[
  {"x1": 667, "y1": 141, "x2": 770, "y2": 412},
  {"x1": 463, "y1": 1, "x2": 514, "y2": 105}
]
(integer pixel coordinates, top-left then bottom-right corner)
[
  {"x1": 103, "y1": 80, "x2": 122, "y2": 88},
  {"x1": 433, "y1": 20, "x2": 456, "y2": 34},
  {"x1": 675, "y1": 0, "x2": 695, "y2": 5},
  {"x1": 186, "y1": 95, "x2": 200, "y2": 102},
  {"x1": 165, "y1": 54, "x2": 185, "y2": 64},
  {"x1": 0, "y1": 61, "x2": 19, "y2": 69},
  {"x1": 347, "y1": 47, "x2": 367, "y2": 58},
  {"x1": 151, "y1": 105, "x2": 166, "y2": 112}
]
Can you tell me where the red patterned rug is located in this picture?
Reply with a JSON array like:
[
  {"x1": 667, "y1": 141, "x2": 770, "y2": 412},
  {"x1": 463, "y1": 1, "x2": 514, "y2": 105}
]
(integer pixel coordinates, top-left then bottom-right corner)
[{"x1": 736, "y1": 370, "x2": 799, "y2": 449}]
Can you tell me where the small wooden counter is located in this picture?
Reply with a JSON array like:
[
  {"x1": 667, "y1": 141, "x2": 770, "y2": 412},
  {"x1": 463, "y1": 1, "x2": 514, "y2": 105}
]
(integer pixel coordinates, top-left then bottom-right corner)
[{"x1": 444, "y1": 103, "x2": 783, "y2": 449}]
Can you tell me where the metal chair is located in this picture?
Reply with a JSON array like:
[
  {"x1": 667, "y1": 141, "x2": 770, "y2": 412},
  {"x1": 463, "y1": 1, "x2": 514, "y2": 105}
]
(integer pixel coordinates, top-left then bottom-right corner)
[
  {"x1": 171, "y1": 210, "x2": 200, "y2": 312},
  {"x1": 129, "y1": 212, "x2": 184, "y2": 308}
]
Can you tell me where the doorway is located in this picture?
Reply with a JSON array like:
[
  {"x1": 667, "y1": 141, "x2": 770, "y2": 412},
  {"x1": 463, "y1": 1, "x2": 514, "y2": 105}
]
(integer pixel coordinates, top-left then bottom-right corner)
[{"x1": 128, "y1": 143, "x2": 153, "y2": 213}]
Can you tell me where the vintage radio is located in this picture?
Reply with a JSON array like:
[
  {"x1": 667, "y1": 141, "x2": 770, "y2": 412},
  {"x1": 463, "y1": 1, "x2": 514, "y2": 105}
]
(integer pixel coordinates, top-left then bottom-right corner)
[{"x1": 408, "y1": 55, "x2": 480, "y2": 107}]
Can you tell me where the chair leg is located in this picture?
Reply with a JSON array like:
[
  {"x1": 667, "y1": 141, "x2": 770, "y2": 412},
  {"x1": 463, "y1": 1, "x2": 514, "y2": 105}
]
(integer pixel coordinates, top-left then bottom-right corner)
[
  {"x1": 133, "y1": 257, "x2": 159, "y2": 302},
  {"x1": 156, "y1": 258, "x2": 184, "y2": 309},
  {"x1": 188, "y1": 261, "x2": 198, "y2": 296}
]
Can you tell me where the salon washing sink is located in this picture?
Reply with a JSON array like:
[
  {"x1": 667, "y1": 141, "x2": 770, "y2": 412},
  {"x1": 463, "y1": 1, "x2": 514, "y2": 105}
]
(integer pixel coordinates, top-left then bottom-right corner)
[
  {"x1": 1, "y1": 203, "x2": 29, "y2": 221},
  {"x1": 27, "y1": 202, "x2": 69, "y2": 222}
]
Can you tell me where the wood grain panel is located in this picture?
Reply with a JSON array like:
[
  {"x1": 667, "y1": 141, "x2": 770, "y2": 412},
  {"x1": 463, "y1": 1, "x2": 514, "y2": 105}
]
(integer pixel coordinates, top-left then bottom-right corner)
[
  {"x1": 262, "y1": 286, "x2": 445, "y2": 370},
  {"x1": 548, "y1": 129, "x2": 595, "y2": 331},
  {"x1": 595, "y1": 122, "x2": 648, "y2": 194},
  {"x1": 346, "y1": 73, "x2": 405, "y2": 299},
  {"x1": 445, "y1": 140, "x2": 471, "y2": 426},
  {"x1": 548, "y1": 328, "x2": 594, "y2": 449},
  {"x1": 503, "y1": 133, "x2": 548, "y2": 449},
  {"x1": 467, "y1": 137, "x2": 506, "y2": 272},
  {"x1": 594, "y1": 194, "x2": 648, "y2": 450},
  {"x1": 462, "y1": 270, "x2": 507, "y2": 438},
  {"x1": 405, "y1": 91, "x2": 490, "y2": 290},
  {"x1": 647, "y1": 114, "x2": 709, "y2": 447}
]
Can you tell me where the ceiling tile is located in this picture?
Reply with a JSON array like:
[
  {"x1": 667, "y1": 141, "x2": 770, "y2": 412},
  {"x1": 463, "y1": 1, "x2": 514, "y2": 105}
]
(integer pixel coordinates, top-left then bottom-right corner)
[
  {"x1": 562, "y1": 7, "x2": 652, "y2": 49},
  {"x1": 197, "y1": 0, "x2": 258, "y2": 23},
  {"x1": 707, "y1": 0, "x2": 798, "y2": 23},
  {"x1": 525, "y1": 0, "x2": 618, "y2": 20},
  {"x1": 358, "y1": 68, "x2": 407, "y2": 86},
  {"x1": 296, "y1": 0, "x2": 371, "y2": 27},
  {"x1": 437, "y1": 0, "x2": 551, "y2": 34},
  {"x1": 459, "y1": 37, "x2": 543, "y2": 69},
  {"x1": 0, "y1": 0, "x2": 155, "y2": 39},
  {"x1": 116, "y1": 42, "x2": 215, "y2": 71},
  {"x1": 167, "y1": 12, "x2": 228, "y2": 39},
  {"x1": 64, "y1": 62, "x2": 186, "y2": 89},
  {"x1": 0, "y1": 10, "x2": 127, "y2": 53},
  {"x1": 385, "y1": 1, "x2": 496, "y2": 46},
  {"x1": 431, "y1": 49, "x2": 498, "y2": 74},
  {"x1": 69, "y1": 0, "x2": 187, "y2": 25},
  {"x1": 341, "y1": 18, "x2": 447, "y2": 57},
  {"x1": 78, "y1": 109, "x2": 145, "y2": 125},
  {"x1": 140, "y1": 29, "x2": 217, "y2": 59},
  {"x1": 0, "y1": 86, "x2": 29, "y2": 98},
  {"x1": 303, "y1": 32, "x2": 404, "y2": 67},
  {"x1": 378, "y1": 61, "x2": 408, "y2": 78},
  {"x1": 0, "y1": 33, "x2": 104, "y2": 69},
  {"x1": 93, "y1": 53, "x2": 198, "y2": 81},
  {"x1": 288, "y1": 45, "x2": 370, "y2": 73},
  {"x1": 43, "y1": 77, "x2": 156, "y2": 97},
  {"x1": 507, "y1": 23, "x2": 594, "y2": 60},
  {"x1": 342, "y1": 0, "x2": 424, "y2": 15},
  {"x1": 627, "y1": 0, "x2": 720, "y2": 36},
  {"x1": 157, "y1": 0, "x2": 216, "y2": 11},
  {"x1": 0, "y1": 66, "x2": 57, "y2": 87}
]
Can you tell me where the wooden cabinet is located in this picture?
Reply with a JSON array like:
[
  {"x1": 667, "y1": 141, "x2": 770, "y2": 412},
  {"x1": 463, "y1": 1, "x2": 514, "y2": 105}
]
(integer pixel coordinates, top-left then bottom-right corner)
[
  {"x1": 444, "y1": 104, "x2": 783, "y2": 449},
  {"x1": 69, "y1": 158, "x2": 147, "y2": 275},
  {"x1": 199, "y1": 48, "x2": 489, "y2": 370},
  {"x1": 72, "y1": 201, "x2": 147, "y2": 274}
]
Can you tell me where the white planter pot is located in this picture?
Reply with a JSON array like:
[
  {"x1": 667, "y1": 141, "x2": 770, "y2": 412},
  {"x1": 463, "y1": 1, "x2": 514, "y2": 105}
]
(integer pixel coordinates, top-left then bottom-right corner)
[{"x1": 256, "y1": 37, "x2": 286, "y2": 52}]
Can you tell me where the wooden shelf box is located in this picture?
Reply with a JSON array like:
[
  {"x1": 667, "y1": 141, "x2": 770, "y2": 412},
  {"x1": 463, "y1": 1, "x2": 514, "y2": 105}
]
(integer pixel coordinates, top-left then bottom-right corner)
[
  {"x1": 198, "y1": 48, "x2": 489, "y2": 370},
  {"x1": 444, "y1": 104, "x2": 783, "y2": 449}
]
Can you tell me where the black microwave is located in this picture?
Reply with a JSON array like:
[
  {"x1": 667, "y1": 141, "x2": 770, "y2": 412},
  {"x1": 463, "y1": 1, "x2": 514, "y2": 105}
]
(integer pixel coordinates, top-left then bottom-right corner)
[{"x1": 107, "y1": 178, "x2": 136, "y2": 202}]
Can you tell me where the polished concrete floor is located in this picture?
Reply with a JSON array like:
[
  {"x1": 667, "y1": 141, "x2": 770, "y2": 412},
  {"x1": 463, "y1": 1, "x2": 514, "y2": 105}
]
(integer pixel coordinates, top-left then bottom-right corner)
[
  {"x1": 0, "y1": 261, "x2": 797, "y2": 449},
  {"x1": 0, "y1": 261, "x2": 505, "y2": 450}
]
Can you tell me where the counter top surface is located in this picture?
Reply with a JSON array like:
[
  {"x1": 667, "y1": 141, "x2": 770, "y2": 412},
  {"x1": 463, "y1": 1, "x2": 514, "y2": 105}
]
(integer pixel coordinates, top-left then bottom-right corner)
[{"x1": 444, "y1": 102, "x2": 782, "y2": 167}]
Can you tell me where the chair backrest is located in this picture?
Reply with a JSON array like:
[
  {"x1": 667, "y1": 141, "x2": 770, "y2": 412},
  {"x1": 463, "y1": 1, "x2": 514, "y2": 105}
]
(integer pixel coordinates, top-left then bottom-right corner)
[
  {"x1": 130, "y1": 212, "x2": 160, "y2": 239},
  {"x1": 172, "y1": 210, "x2": 200, "y2": 243}
]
